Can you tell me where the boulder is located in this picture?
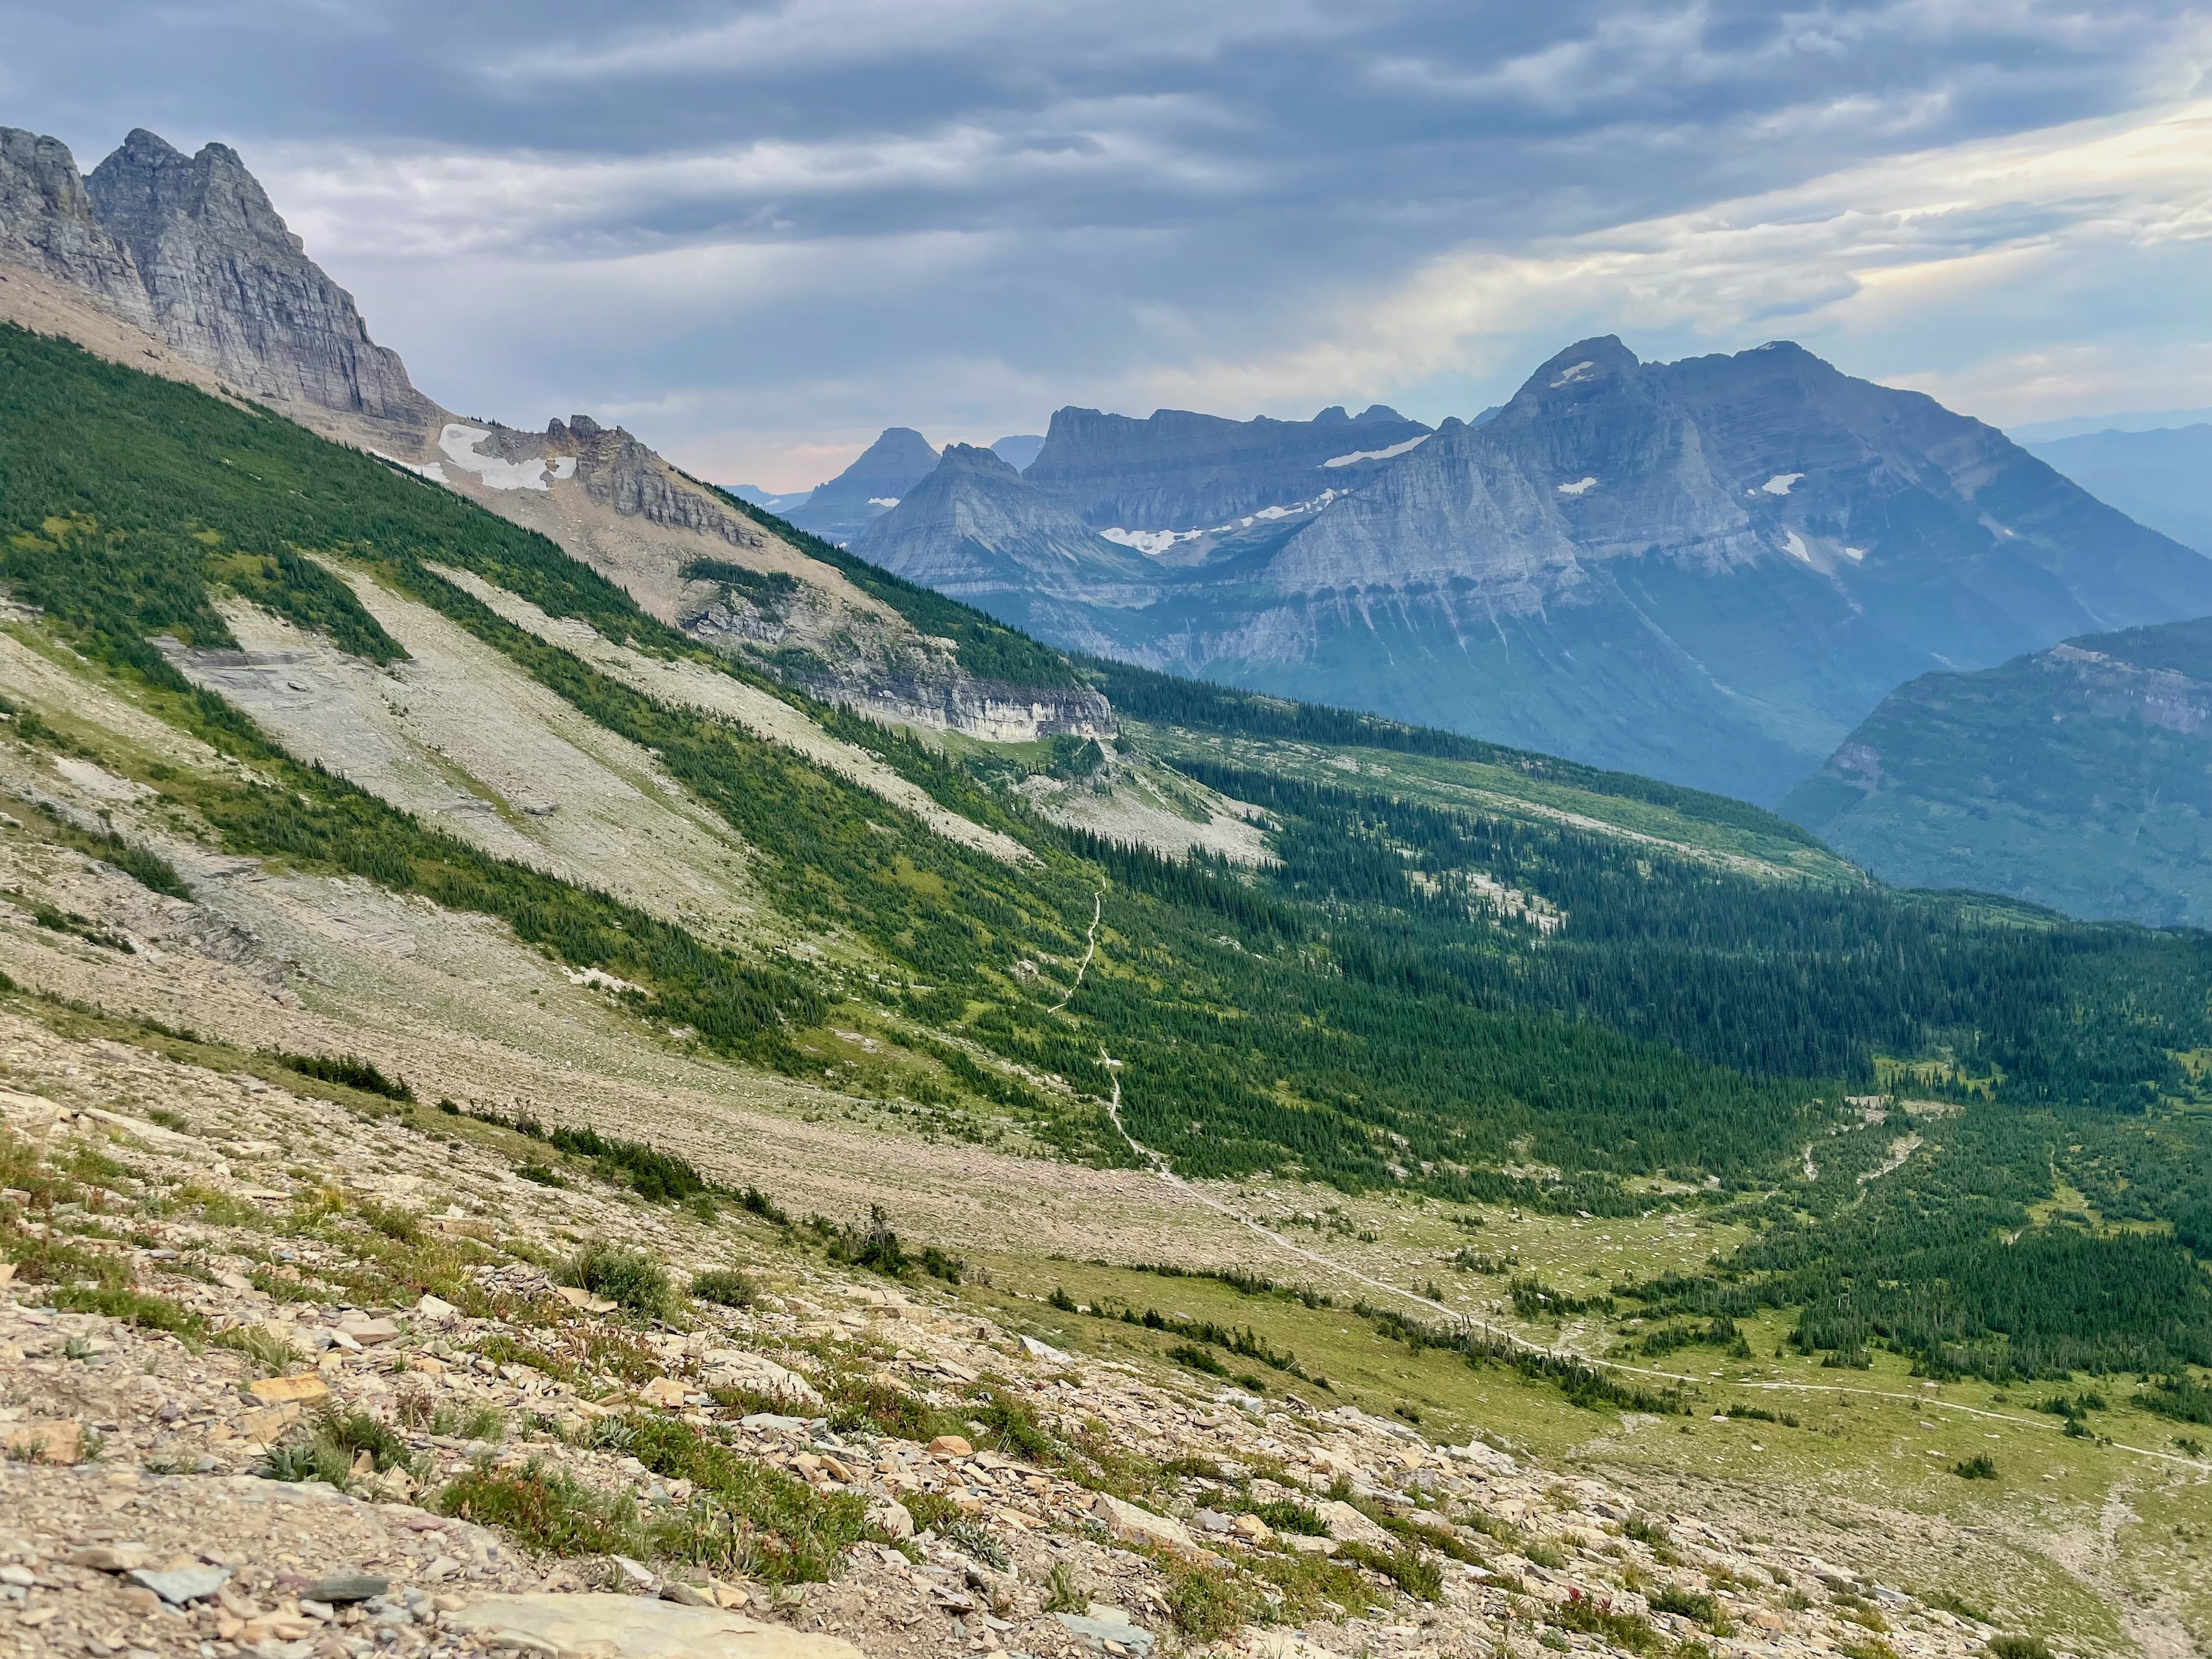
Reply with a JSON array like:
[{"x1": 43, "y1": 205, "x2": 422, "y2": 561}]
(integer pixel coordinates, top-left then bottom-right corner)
[
  {"x1": 445, "y1": 1593, "x2": 864, "y2": 1658},
  {"x1": 1091, "y1": 1493, "x2": 1200, "y2": 1557},
  {"x1": 1316, "y1": 1500, "x2": 1398, "y2": 1550}
]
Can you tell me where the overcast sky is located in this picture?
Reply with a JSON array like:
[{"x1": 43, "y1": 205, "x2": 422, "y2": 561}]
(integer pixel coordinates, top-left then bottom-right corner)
[{"x1": 8, "y1": 2, "x2": 2210, "y2": 488}]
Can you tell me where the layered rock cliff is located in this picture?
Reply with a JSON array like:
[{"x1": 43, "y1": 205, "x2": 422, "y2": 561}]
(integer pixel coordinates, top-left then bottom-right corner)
[
  {"x1": 852, "y1": 443, "x2": 1159, "y2": 603},
  {"x1": 83, "y1": 128, "x2": 433, "y2": 431},
  {"x1": 1025, "y1": 402, "x2": 1432, "y2": 533}
]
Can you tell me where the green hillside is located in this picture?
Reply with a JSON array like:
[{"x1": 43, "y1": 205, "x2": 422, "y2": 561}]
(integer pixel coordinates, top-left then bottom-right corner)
[
  {"x1": 1784, "y1": 617, "x2": 2212, "y2": 928},
  {"x1": 7, "y1": 320, "x2": 2212, "y2": 1381}
]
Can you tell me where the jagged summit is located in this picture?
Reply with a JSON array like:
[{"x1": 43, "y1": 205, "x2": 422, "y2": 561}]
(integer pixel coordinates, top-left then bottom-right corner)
[
  {"x1": 786, "y1": 424, "x2": 941, "y2": 542},
  {"x1": 81, "y1": 127, "x2": 432, "y2": 429}
]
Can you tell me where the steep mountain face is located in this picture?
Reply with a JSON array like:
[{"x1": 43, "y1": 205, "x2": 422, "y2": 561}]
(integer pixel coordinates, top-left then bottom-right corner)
[
  {"x1": 77, "y1": 129, "x2": 434, "y2": 432},
  {"x1": 775, "y1": 424, "x2": 939, "y2": 542},
  {"x1": 1024, "y1": 402, "x2": 1432, "y2": 538},
  {"x1": 1783, "y1": 617, "x2": 2212, "y2": 928},
  {"x1": 879, "y1": 337, "x2": 2212, "y2": 803},
  {"x1": 0, "y1": 127, "x2": 156, "y2": 329},
  {"x1": 852, "y1": 443, "x2": 1159, "y2": 601},
  {"x1": 2025, "y1": 424, "x2": 2212, "y2": 554}
]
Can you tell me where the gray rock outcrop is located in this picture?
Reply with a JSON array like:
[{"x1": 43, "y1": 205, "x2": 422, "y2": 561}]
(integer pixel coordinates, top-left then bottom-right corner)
[
  {"x1": 82, "y1": 128, "x2": 433, "y2": 429},
  {"x1": 0, "y1": 127, "x2": 156, "y2": 328}
]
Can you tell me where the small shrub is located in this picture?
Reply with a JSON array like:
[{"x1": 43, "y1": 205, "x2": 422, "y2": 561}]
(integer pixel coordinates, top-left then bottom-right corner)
[
  {"x1": 566, "y1": 1241, "x2": 671, "y2": 1317},
  {"x1": 1953, "y1": 1454, "x2": 1998, "y2": 1481},
  {"x1": 940, "y1": 1516, "x2": 1009, "y2": 1569},
  {"x1": 1651, "y1": 1584, "x2": 1726, "y2": 1629},
  {"x1": 1167, "y1": 1342, "x2": 1229, "y2": 1377},
  {"x1": 268, "y1": 1050, "x2": 415, "y2": 1102},
  {"x1": 737, "y1": 1186, "x2": 789, "y2": 1226},
  {"x1": 1160, "y1": 1557, "x2": 1257, "y2": 1638},
  {"x1": 1042, "y1": 1559, "x2": 1086, "y2": 1614},
  {"x1": 1249, "y1": 1497, "x2": 1329, "y2": 1536},
  {"x1": 437, "y1": 1462, "x2": 642, "y2": 1556},
  {"x1": 898, "y1": 1490, "x2": 964, "y2": 1535},
  {"x1": 432, "y1": 1402, "x2": 508, "y2": 1442},
  {"x1": 1987, "y1": 1639, "x2": 2053, "y2": 1659},
  {"x1": 213, "y1": 1323, "x2": 302, "y2": 1376},
  {"x1": 690, "y1": 1268, "x2": 760, "y2": 1308},
  {"x1": 1340, "y1": 1540, "x2": 1444, "y2": 1601}
]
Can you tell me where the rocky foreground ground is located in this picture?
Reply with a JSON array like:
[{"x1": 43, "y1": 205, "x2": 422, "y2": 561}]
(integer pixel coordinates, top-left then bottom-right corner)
[{"x1": 0, "y1": 1018, "x2": 2017, "y2": 1659}]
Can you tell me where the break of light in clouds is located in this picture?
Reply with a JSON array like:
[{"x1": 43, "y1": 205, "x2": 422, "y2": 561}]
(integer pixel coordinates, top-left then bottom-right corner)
[{"x1": 5, "y1": 1, "x2": 2209, "y2": 488}]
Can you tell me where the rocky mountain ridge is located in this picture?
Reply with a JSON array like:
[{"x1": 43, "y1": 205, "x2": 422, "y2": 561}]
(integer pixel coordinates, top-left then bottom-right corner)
[{"x1": 866, "y1": 336, "x2": 2212, "y2": 803}]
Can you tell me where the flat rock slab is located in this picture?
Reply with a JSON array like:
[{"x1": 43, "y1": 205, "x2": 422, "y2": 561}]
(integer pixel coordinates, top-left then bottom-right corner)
[{"x1": 445, "y1": 1593, "x2": 865, "y2": 1658}]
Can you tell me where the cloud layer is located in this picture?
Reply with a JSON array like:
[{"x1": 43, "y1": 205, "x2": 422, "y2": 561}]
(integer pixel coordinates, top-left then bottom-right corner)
[{"x1": 7, "y1": 1, "x2": 2210, "y2": 486}]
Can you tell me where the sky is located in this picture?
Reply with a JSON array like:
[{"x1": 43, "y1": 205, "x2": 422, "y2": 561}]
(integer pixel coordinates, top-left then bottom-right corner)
[{"x1": 7, "y1": 2, "x2": 2210, "y2": 490}]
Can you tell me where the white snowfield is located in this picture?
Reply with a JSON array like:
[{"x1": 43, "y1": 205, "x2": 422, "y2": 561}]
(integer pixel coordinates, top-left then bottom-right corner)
[
  {"x1": 1101, "y1": 527, "x2": 1205, "y2": 556},
  {"x1": 1557, "y1": 476, "x2": 1599, "y2": 496},
  {"x1": 1784, "y1": 530, "x2": 1813, "y2": 562},
  {"x1": 1761, "y1": 472, "x2": 1805, "y2": 495},
  {"x1": 867, "y1": 496, "x2": 900, "y2": 508},
  {"x1": 437, "y1": 424, "x2": 578, "y2": 493},
  {"x1": 1102, "y1": 489, "x2": 1345, "y2": 557},
  {"x1": 1550, "y1": 360, "x2": 1598, "y2": 387},
  {"x1": 1321, "y1": 432, "x2": 1431, "y2": 468}
]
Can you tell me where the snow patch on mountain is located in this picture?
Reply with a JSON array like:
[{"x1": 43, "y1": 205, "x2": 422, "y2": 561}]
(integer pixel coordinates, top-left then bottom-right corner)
[
  {"x1": 437, "y1": 424, "x2": 576, "y2": 492},
  {"x1": 1322, "y1": 433, "x2": 1431, "y2": 468},
  {"x1": 1762, "y1": 473, "x2": 1805, "y2": 495},
  {"x1": 1557, "y1": 477, "x2": 1599, "y2": 496}
]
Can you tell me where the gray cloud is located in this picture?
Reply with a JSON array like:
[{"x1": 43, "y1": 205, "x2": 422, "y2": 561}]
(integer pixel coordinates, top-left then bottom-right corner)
[{"x1": 7, "y1": 1, "x2": 2210, "y2": 485}]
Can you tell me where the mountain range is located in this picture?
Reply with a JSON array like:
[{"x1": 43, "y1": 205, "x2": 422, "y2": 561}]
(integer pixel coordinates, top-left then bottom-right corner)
[
  {"x1": 856, "y1": 337, "x2": 2212, "y2": 806},
  {"x1": 4, "y1": 116, "x2": 2212, "y2": 1647}
]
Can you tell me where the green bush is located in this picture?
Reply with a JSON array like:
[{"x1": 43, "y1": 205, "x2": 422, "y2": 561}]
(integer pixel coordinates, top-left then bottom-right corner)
[
  {"x1": 567, "y1": 1241, "x2": 671, "y2": 1317},
  {"x1": 689, "y1": 1268, "x2": 760, "y2": 1308}
]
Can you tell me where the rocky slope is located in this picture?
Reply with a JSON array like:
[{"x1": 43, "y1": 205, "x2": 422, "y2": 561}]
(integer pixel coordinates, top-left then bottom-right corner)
[
  {"x1": 0, "y1": 123, "x2": 1099, "y2": 745},
  {"x1": 1783, "y1": 616, "x2": 2212, "y2": 927},
  {"x1": 875, "y1": 337, "x2": 2212, "y2": 804},
  {"x1": 0, "y1": 1030, "x2": 2028, "y2": 1659}
]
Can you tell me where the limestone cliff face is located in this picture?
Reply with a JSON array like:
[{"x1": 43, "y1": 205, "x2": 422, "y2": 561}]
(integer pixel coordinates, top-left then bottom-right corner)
[
  {"x1": 1026, "y1": 402, "x2": 1432, "y2": 532},
  {"x1": 83, "y1": 129, "x2": 432, "y2": 431},
  {"x1": 0, "y1": 127, "x2": 155, "y2": 330}
]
